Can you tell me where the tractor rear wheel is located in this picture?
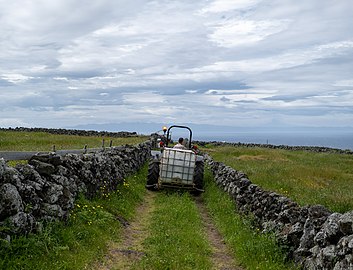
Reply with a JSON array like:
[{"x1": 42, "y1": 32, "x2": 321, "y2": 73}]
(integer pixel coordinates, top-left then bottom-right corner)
[
  {"x1": 193, "y1": 160, "x2": 204, "y2": 195},
  {"x1": 146, "y1": 159, "x2": 160, "y2": 190}
]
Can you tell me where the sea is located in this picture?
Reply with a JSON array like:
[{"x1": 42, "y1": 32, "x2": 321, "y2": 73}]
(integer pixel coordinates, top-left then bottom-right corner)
[{"x1": 193, "y1": 131, "x2": 353, "y2": 151}]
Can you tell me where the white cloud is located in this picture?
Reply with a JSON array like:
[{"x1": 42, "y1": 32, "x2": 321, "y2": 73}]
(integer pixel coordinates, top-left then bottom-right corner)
[
  {"x1": 0, "y1": 0, "x2": 352, "y2": 132},
  {"x1": 197, "y1": 40, "x2": 353, "y2": 73},
  {"x1": 334, "y1": 80, "x2": 353, "y2": 87},
  {"x1": 208, "y1": 19, "x2": 290, "y2": 47},
  {"x1": 200, "y1": 0, "x2": 262, "y2": 13},
  {"x1": 1, "y1": 74, "x2": 34, "y2": 84}
]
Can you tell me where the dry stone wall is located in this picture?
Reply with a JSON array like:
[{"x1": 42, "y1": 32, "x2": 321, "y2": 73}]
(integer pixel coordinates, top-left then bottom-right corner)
[
  {"x1": 194, "y1": 141, "x2": 353, "y2": 155},
  {"x1": 0, "y1": 127, "x2": 137, "y2": 138},
  {"x1": 205, "y1": 154, "x2": 353, "y2": 270},
  {"x1": 0, "y1": 142, "x2": 150, "y2": 239}
]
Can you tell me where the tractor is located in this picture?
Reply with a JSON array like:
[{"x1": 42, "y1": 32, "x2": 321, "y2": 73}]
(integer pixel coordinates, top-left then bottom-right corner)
[{"x1": 146, "y1": 125, "x2": 204, "y2": 193}]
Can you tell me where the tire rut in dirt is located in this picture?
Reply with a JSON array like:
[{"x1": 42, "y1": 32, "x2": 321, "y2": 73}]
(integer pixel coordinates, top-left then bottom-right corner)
[{"x1": 194, "y1": 196, "x2": 244, "y2": 270}]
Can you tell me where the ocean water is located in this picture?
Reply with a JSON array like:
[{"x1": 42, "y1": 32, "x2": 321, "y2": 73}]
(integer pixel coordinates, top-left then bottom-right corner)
[{"x1": 193, "y1": 131, "x2": 353, "y2": 150}]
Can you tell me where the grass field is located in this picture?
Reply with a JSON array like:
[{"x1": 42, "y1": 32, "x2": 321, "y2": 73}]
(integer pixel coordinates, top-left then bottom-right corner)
[
  {"x1": 204, "y1": 145, "x2": 353, "y2": 213},
  {"x1": 0, "y1": 130, "x2": 147, "y2": 152}
]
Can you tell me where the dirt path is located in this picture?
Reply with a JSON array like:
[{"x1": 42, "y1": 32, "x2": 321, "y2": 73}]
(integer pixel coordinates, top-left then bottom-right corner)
[
  {"x1": 90, "y1": 190, "x2": 156, "y2": 270},
  {"x1": 90, "y1": 190, "x2": 242, "y2": 270},
  {"x1": 194, "y1": 196, "x2": 244, "y2": 270}
]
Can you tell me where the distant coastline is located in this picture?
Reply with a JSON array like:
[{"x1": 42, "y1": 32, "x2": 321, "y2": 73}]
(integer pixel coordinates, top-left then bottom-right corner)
[
  {"x1": 69, "y1": 122, "x2": 353, "y2": 151},
  {"x1": 193, "y1": 131, "x2": 353, "y2": 151},
  {"x1": 1, "y1": 126, "x2": 352, "y2": 151}
]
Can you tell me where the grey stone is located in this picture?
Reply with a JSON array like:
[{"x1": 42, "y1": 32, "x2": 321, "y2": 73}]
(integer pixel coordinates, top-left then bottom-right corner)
[
  {"x1": 0, "y1": 158, "x2": 6, "y2": 178},
  {"x1": 339, "y1": 211, "x2": 353, "y2": 235},
  {"x1": 29, "y1": 153, "x2": 50, "y2": 163},
  {"x1": 336, "y1": 235, "x2": 353, "y2": 256},
  {"x1": 28, "y1": 159, "x2": 56, "y2": 176},
  {"x1": 303, "y1": 257, "x2": 317, "y2": 270},
  {"x1": 0, "y1": 183, "x2": 23, "y2": 219},
  {"x1": 321, "y1": 245, "x2": 337, "y2": 265},
  {"x1": 56, "y1": 165, "x2": 68, "y2": 176},
  {"x1": 293, "y1": 247, "x2": 312, "y2": 264},
  {"x1": 48, "y1": 154, "x2": 63, "y2": 166},
  {"x1": 303, "y1": 245, "x2": 337, "y2": 270},
  {"x1": 41, "y1": 203, "x2": 64, "y2": 219},
  {"x1": 44, "y1": 183, "x2": 63, "y2": 204},
  {"x1": 287, "y1": 222, "x2": 304, "y2": 247},
  {"x1": 315, "y1": 213, "x2": 343, "y2": 246},
  {"x1": 8, "y1": 212, "x2": 35, "y2": 234},
  {"x1": 278, "y1": 207, "x2": 302, "y2": 224},
  {"x1": 299, "y1": 219, "x2": 317, "y2": 250},
  {"x1": 59, "y1": 187, "x2": 75, "y2": 211},
  {"x1": 3, "y1": 166, "x2": 22, "y2": 187},
  {"x1": 334, "y1": 254, "x2": 353, "y2": 270},
  {"x1": 308, "y1": 205, "x2": 332, "y2": 219},
  {"x1": 16, "y1": 164, "x2": 45, "y2": 190},
  {"x1": 262, "y1": 220, "x2": 284, "y2": 234},
  {"x1": 51, "y1": 174, "x2": 67, "y2": 186}
]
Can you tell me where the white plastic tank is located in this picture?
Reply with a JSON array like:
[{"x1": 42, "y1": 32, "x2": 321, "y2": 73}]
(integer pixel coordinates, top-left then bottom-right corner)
[{"x1": 159, "y1": 148, "x2": 196, "y2": 185}]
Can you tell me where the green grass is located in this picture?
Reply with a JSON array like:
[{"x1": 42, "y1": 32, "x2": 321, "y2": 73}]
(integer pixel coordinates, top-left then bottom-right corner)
[
  {"x1": 204, "y1": 145, "x2": 353, "y2": 213},
  {"x1": 0, "y1": 130, "x2": 147, "y2": 151},
  {"x1": 202, "y1": 169, "x2": 299, "y2": 270},
  {"x1": 0, "y1": 164, "x2": 147, "y2": 270},
  {"x1": 135, "y1": 192, "x2": 212, "y2": 270}
]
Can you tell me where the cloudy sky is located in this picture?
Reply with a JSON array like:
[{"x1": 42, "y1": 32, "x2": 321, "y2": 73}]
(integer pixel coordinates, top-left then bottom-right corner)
[{"x1": 1, "y1": 0, "x2": 353, "y2": 130}]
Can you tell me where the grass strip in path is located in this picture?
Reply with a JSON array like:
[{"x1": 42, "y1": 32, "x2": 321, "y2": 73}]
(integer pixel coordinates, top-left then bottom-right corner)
[
  {"x1": 135, "y1": 191, "x2": 212, "y2": 270},
  {"x1": 203, "y1": 169, "x2": 299, "y2": 270},
  {"x1": 194, "y1": 196, "x2": 243, "y2": 270}
]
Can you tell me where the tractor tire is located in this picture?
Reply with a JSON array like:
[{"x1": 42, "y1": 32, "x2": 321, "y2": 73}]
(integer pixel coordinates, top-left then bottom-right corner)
[
  {"x1": 193, "y1": 160, "x2": 204, "y2": 195},
  {"x1": 146, "y1": 159, "x2": 160, "y2": 190}
]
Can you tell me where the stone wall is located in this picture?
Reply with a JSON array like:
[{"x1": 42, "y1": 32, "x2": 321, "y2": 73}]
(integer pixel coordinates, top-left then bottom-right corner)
[
  {"x1": 0, "y1": 142, "x2": 150, "y2": 239},
  {"x1": 194, "y1": 141, "x2": 353, "y2": 155},
  {"x1": 205, "y1": 154, "x2": 353, "y2": 270},
  {"x1": 0, "y1": 127, "x2": 138, "y2": 137}
]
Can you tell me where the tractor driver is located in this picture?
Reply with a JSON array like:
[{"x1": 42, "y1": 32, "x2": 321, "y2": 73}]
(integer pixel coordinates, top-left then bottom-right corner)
[{"x1": 173, "y1": 137, "x2": 187, "y2": 150}]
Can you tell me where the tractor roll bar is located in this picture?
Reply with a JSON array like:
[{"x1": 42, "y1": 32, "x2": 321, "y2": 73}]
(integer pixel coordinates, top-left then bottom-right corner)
[{"x1": 165, "y1": 125, "x2": 192, "y2": 148}]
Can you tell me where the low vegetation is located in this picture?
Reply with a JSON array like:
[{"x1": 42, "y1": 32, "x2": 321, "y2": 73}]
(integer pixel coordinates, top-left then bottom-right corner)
[
  {"x1": 204, "y1": 145, "x2": 353, "y2": 213},
  {"x1": 0, "y1": 130, "x2": 147, "y2": 152}
]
